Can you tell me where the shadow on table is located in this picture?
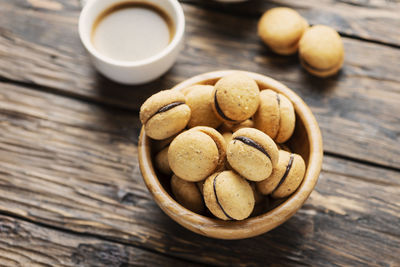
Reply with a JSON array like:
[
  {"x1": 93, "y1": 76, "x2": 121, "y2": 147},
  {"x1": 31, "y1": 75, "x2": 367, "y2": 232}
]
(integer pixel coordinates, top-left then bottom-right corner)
[{"x1": 89, "y1": 67, "x2": 180, "y2": 111}]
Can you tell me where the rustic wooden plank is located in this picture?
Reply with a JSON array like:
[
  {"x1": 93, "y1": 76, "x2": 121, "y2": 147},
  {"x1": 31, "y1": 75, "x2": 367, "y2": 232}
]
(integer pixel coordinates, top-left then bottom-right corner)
[
  {"x1": 183, "y1": 0, "x2": 400, "y2": 47},
  {"x1": 0, "y1": 82, "x2": 399, "y2": 266},
  {"x1": 0, "y1": 215, "x2": 197, "y2": 267},
  {"x1": 0, "y1": 0, "x2": 399, "y2": 168}
]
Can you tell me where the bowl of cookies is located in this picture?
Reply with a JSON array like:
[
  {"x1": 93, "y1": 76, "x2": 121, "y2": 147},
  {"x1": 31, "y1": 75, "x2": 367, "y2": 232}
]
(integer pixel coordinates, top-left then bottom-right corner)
[{"x1": 138, "y1": 70, "x2": 323, "y2": 239}]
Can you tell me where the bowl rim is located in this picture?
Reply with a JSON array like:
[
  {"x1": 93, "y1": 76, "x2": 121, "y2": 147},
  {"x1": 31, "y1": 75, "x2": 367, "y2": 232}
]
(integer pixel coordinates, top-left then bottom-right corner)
[{"x1": 138, "y1": 70, "x2": 323, "y2": 239}]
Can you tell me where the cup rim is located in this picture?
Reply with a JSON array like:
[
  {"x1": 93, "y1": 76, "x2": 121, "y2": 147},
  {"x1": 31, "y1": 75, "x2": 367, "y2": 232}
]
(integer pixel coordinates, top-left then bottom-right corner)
[
  {"x1": 78, "y1": 0, "x2": 185, "y2": 67},
  {"x1": 138, "y1": 70, "x2": 323, "y2": 239}
]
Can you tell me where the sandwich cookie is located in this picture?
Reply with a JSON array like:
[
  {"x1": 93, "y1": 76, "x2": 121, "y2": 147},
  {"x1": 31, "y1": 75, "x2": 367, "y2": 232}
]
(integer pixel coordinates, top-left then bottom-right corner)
[
  {"x1": 227, "y1": 128, "x2": 279, "y2": 181},
  {"x1": 154, "y1": 146, "x2": 172, "y2": 175},
  {"x1": 191, "y1": 126, "x2": 227, "y2": 171},
  {"x1": 299, "y1": 25, "x2": 344, "y2": 77},
  {"x1": 203, "y1": 170, "x2": 255, "y2": 220},
  {"x1": 212, "y1": 73, "x2": 260, "y2": 123},
  {"x1": 253, "y1": 89, "x2": 295, "y2": 143},
  {"x1": 140, "y1": 90, "x2": 191, "y2": 140},
  {"x1": 258, "y1": 7, "x2": 308, "y2": 55},
  {"x1": 168, "y1": 127, "x2": 226, "y2": 182},
  {"x1": 171, "y1": 174, "x2": 204, "y2": 214},
  {"x1": 257, "y1": 150, "x2": 306, "y2": 198},
  {"x1": 185, "y1": 85, "x2": 222, "y2": 128}
]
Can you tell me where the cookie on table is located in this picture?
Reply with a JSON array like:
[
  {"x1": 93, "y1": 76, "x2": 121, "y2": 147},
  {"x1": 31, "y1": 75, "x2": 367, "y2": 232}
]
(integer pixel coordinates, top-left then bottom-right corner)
[
  {"x1": 299, "y1": 25, "x2": 344, "y2": 77},
  {"x1": 185, "y1": 85, "x2": 222, "y2": 128},
  {"x1": 203, "y1": 170, "x2": 255, "y2": 220},
  {"x1": 140, "y1": 90, "x2": 191, "y2": 140},
  {"x1": 227, "y1": 128, "x2": 279, "y2": 182},
  {"x1": 171, "y1": 175, "x2": 204, "y2": 214},
  {"x1": 253, "y1": 89, "x2": 295, "y2": 143},
  {"x1": 258, "y1": 7, "x2": 308, "y2": 55},
  {"x1": 257, "y1": 150, "x2": 306, "y2": 198},
  {"x1": 168, "y1": 127, "x2": 226, "y2": 182},
  {"x1": 212, "y1": 72, "x2": 260, "y2": 124},
  {"x1": 154, "y1": 146, "x2": 172, "y2": 175}
]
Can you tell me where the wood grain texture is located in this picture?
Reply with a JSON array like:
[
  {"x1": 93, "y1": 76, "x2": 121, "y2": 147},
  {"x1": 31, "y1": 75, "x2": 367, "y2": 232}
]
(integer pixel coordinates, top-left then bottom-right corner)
[
  {"x1": 0, "y1": 215, "x2": 196, "y2": 267},
  {"x1": 0, "y1": 0, "x2": 399, "y2": 168},
  {"x1": 184, "y1": 0, "x2": 400, "y2": 47},
  {"x1": 1, "y1": 82, "x2": 399, "y2": 266}
]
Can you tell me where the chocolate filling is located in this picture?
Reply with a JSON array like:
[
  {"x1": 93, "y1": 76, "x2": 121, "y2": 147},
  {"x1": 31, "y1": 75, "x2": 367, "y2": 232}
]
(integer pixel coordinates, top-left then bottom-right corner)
[
  {"x1": 214, "y1": 91, "x2": 236, "y2": 122},
  {"x1": 147, "y1": 101, "x2": 185, "y2": 122},
  {"x1": 213, "y1": 173, "x2": 234, "y2": 220},
  {"x1": 273, "y1": 154, "x2": 294, "y2": 192},
  {"x1": 233, "y1": 136, "x2": 271, "y2": 161},
  {"x1": 155, "y1": 101, "x2": 185, "y2": 115}
]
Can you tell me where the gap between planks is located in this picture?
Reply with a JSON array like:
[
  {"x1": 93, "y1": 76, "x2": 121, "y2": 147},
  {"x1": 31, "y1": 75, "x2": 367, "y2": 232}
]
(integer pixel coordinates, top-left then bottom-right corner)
[
  {"x1": 0, "y1": 77, "x2": 138, "y2": 114},
  {"x1": 181, "y1": 0, "x2": 400, "y2": 50},
  {"x1": 324, "y1": 152, "x2": 400, "y2": 173},
  {"x1": 1, "y1": 74, "x2": 399, "y2": 174},
  {"x1": 0, "y1": 210, "x2": 209, "y2": 267}
]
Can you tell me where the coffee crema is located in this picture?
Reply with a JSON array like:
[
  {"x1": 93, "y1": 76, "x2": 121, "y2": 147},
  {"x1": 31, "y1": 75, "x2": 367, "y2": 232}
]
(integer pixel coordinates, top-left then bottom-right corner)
[{"x1": 91, "y1": 2, "x2": 174, "y2": 62}]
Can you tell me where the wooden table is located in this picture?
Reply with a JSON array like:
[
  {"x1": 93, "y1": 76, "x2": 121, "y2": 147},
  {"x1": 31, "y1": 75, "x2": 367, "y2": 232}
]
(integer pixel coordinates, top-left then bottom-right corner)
[{"x1": 0, "y1": 0, "x2": 399, "y2": 266}]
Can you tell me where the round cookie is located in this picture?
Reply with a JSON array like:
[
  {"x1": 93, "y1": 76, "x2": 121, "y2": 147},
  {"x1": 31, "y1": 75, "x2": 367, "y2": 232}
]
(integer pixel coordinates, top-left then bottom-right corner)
[
  {"x1": 258, "y1": 7, "x2": 308, "y2": 55},
  {"x1": 171, "y1": 174, "x2": 204, "y2": 214},
  {"x1": 227, "y1": 128, "x2": 279, "y2": 181},
  {"x1": 140, "y1": 90, "x2": 191, "y2": 140},
  {"x1": 253, "y1": 89, "x2": 295, "y2": 143},
  {"x1": 185, "y1": 85, "x2": 222, "y2": 128},
  {"x1": 168, "y1": 128, "x2": 224, "y2": 182},
  {"x1": 191, "y1": 126, "x2": 227, "y2": 171},
  {"x1": 299, "y1": 25, "x2": 344, "y2": 77},
  {"x1": 154, "y1": 146, "x2": 172, "y2": 175},
  {"x1": 203, "y1": 171, "x2": 255, "y2": 220},
  {"x1": 212, "y1": 72, "x2": 260, "y2": 123},
  {"x1": 257, "y1": 150, "x2": 306, "y2": 198}
]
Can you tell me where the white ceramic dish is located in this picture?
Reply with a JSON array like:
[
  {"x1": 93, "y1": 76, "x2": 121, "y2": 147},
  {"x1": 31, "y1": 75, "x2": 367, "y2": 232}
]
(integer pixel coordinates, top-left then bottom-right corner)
[{"x1": 79, "y1": 0, "x2": 185, "y2": 85}]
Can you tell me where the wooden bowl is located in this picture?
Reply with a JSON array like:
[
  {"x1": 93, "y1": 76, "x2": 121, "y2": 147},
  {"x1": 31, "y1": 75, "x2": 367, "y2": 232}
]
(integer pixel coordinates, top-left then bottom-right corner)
[{"x1": 138, "y1": 70, "x2": 323, "y2": 239}]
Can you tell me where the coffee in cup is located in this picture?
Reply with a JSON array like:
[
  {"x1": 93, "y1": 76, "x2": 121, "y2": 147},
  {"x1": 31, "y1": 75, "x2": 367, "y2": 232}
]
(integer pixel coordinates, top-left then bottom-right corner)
[
  {"x1": 78, "y1": 0, "x2": 185, "y2": 85},
  {"x1": 91, "y1": 2, "x2": 174, "y2": 62}
]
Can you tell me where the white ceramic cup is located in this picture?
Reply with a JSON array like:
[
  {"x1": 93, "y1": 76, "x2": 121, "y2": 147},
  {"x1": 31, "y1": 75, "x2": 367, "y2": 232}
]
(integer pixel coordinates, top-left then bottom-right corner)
[{"x1": 79, "y1": 0, "x2": 185, "y2": 85}]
